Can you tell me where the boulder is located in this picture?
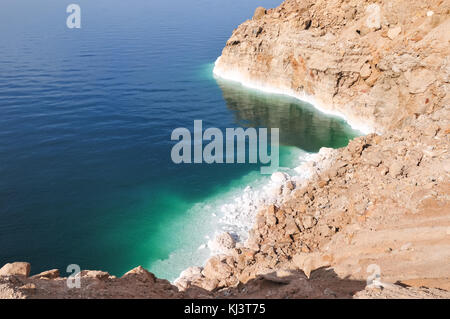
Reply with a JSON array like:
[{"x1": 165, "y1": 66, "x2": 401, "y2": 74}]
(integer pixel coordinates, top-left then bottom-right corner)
[
  {"x1": 178, "y1": 266, "x2": 203, "y2": 281},
  {"x1": 253, "y1": 7, "x2": 266, "y2": 20},
  {"x1": 31, "y1": 269, "x2": 60, "y2": 280},
  {"x1": 0, "y1": 262, "x2": 31, "y2": 277},
  {"x1": 199, "y1": 278, "x2": 219, "y2": 291},
  {"x1": 202, "y1": 256, "x2": 233, "y2": 281},
  {"x1": 285, "y1": 216, "x2": 300, "y2": 235},
  {"x1": 122, "y1": 266, "x2": 156, "y2": 283},
  {"x1": 210, "y1": 232, "x2": 236, "y2": 253},
  {"x1": 174, "y1": 266, "x2": 203, "y2": 291}
]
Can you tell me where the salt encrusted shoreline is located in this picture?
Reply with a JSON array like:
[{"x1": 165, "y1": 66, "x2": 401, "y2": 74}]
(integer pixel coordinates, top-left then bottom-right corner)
[
  {"x1": 174, "y1": 147, "x2": 339, "y2": 288},
  {"x1": 211, "y1": 149, "x2": 338, "y2": 248},
  {"x1": 173, "y1": 68, "x2": 352, "y2": 282},
  {"x1": 174, "y1": 0, "x2": 450, "y2": 291},
  {"x1": 213, "y1": 58, "x2": 374, "y2": 135},
  {"x1": 178, "y1": 57, "x2": 370, "y2": 282}
]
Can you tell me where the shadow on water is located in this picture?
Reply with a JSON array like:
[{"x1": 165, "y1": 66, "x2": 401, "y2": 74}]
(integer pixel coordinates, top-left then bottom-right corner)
[{"x1": 215, "y1": 77, "x2": 360, "y2": 152}]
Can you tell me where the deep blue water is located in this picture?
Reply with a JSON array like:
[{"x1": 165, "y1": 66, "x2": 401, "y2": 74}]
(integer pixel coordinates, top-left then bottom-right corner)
[{"x1": 0, "y1": 0, "x2": 358, "y2": 280}]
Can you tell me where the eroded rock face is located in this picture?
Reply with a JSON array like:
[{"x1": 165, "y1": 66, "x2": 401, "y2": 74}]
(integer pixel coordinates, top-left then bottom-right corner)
[{"x1": 214, "y1": 0, "x2": 450, "y2": 133}]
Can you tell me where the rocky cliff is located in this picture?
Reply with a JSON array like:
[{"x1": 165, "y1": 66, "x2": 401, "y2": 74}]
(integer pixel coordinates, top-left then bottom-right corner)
[
  {"x1": 176, "y1": 112, "x2": 450, "y2": 298},
  {"x1": 214, "y1": 0, "x2": 449, "y2": 133},
  {"x1": 1, "y1": 0, "x2": 449, "y2": 299}
]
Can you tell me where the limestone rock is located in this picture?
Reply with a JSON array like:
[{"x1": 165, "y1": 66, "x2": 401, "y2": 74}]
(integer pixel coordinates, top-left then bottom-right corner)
[
  {"x1": 122, "y1": 266, "x2": 156, "y2": 283},
  {"x1": 19, "y1": 283, "x2": 36, "y2": 291},
  {"x1": 405, "y1": 68, "x2": 436, "y2": 94},
  {"x1": 285, "y1": 216, "x2": 300, "y2": 235},
  {"x1": 174, "y1": 266, "x2": 203, "y2": 291},
  {"x1": 389, "y1": 162, "x2": 404, "y2": 177},
  {"x1": 387, "y1": 26, "x2": 402, "y2": 40},
  {"x1": 302, "y1": 215, "x2": 317, "y2": 229},
  {"x1": 202, "y1": 256, "x2": 233, "y2": 281},
  {"x1": 81, "y1": 270, "x2": 110, "y2": 281},
  {"x1": 360, "y1": 63, "x2": 372, "y2": 79},
  {"x1": 253, "y1": 7, "x2": 266, "y2": 20},
  {"x1": 200, "y1": 278, "x2": 219, "y2": 291},
  {"x1": 292, "y1": 253, "x2": 331, "y2": 278},
  {"x1": 210, "y1": 232, "x2": 236, "y2": 253},
  {"x1": 0, "y1": 262, "x2": 31, "y2": 277},
  {"x1": 31, "y1": 269, "x2": 60, "y2": 280}
]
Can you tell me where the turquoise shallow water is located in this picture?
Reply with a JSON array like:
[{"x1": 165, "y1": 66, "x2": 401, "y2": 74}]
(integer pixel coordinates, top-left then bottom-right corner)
[{"x1": 0, "y1": 0, "x2": 359, "y2": 280}]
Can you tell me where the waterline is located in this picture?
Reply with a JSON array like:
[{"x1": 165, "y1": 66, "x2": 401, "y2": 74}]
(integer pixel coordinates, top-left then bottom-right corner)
[
  {"x1": 213, "y1": 57, "x2": 374, "y2": 135},
  {"x1": 149, "y1": 146, "x2": 308, "y2": 281},
  {"x1": 148, "y1": 62, "x2": 361, "y2": 281}
]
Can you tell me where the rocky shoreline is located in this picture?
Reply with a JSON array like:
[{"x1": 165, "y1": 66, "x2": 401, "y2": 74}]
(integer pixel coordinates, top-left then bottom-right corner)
[
  {"x1": 214, "y1": 0, "x2": 449, "y2": 134},
  {"x1": 174, "y1": 147, "x2": 342, "y2": 290},
  {"x1": 174, "y1": 0, "x2": 450, "y2": 296},
  {"x1": 175, "y1": 111, "x2": 449, "y2": 297},
  {"x1": 1, "y1": 0, "x2": 449, "y2": 299}
]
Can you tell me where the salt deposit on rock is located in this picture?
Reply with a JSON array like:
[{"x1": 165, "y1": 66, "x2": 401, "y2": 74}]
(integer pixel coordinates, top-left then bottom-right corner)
[
  {"x1": 271, "y1": 172, "x2": 288, "y2": 184},
  {"x1": 208, "y1": 232, "x2": 236, "y2": 255}
]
